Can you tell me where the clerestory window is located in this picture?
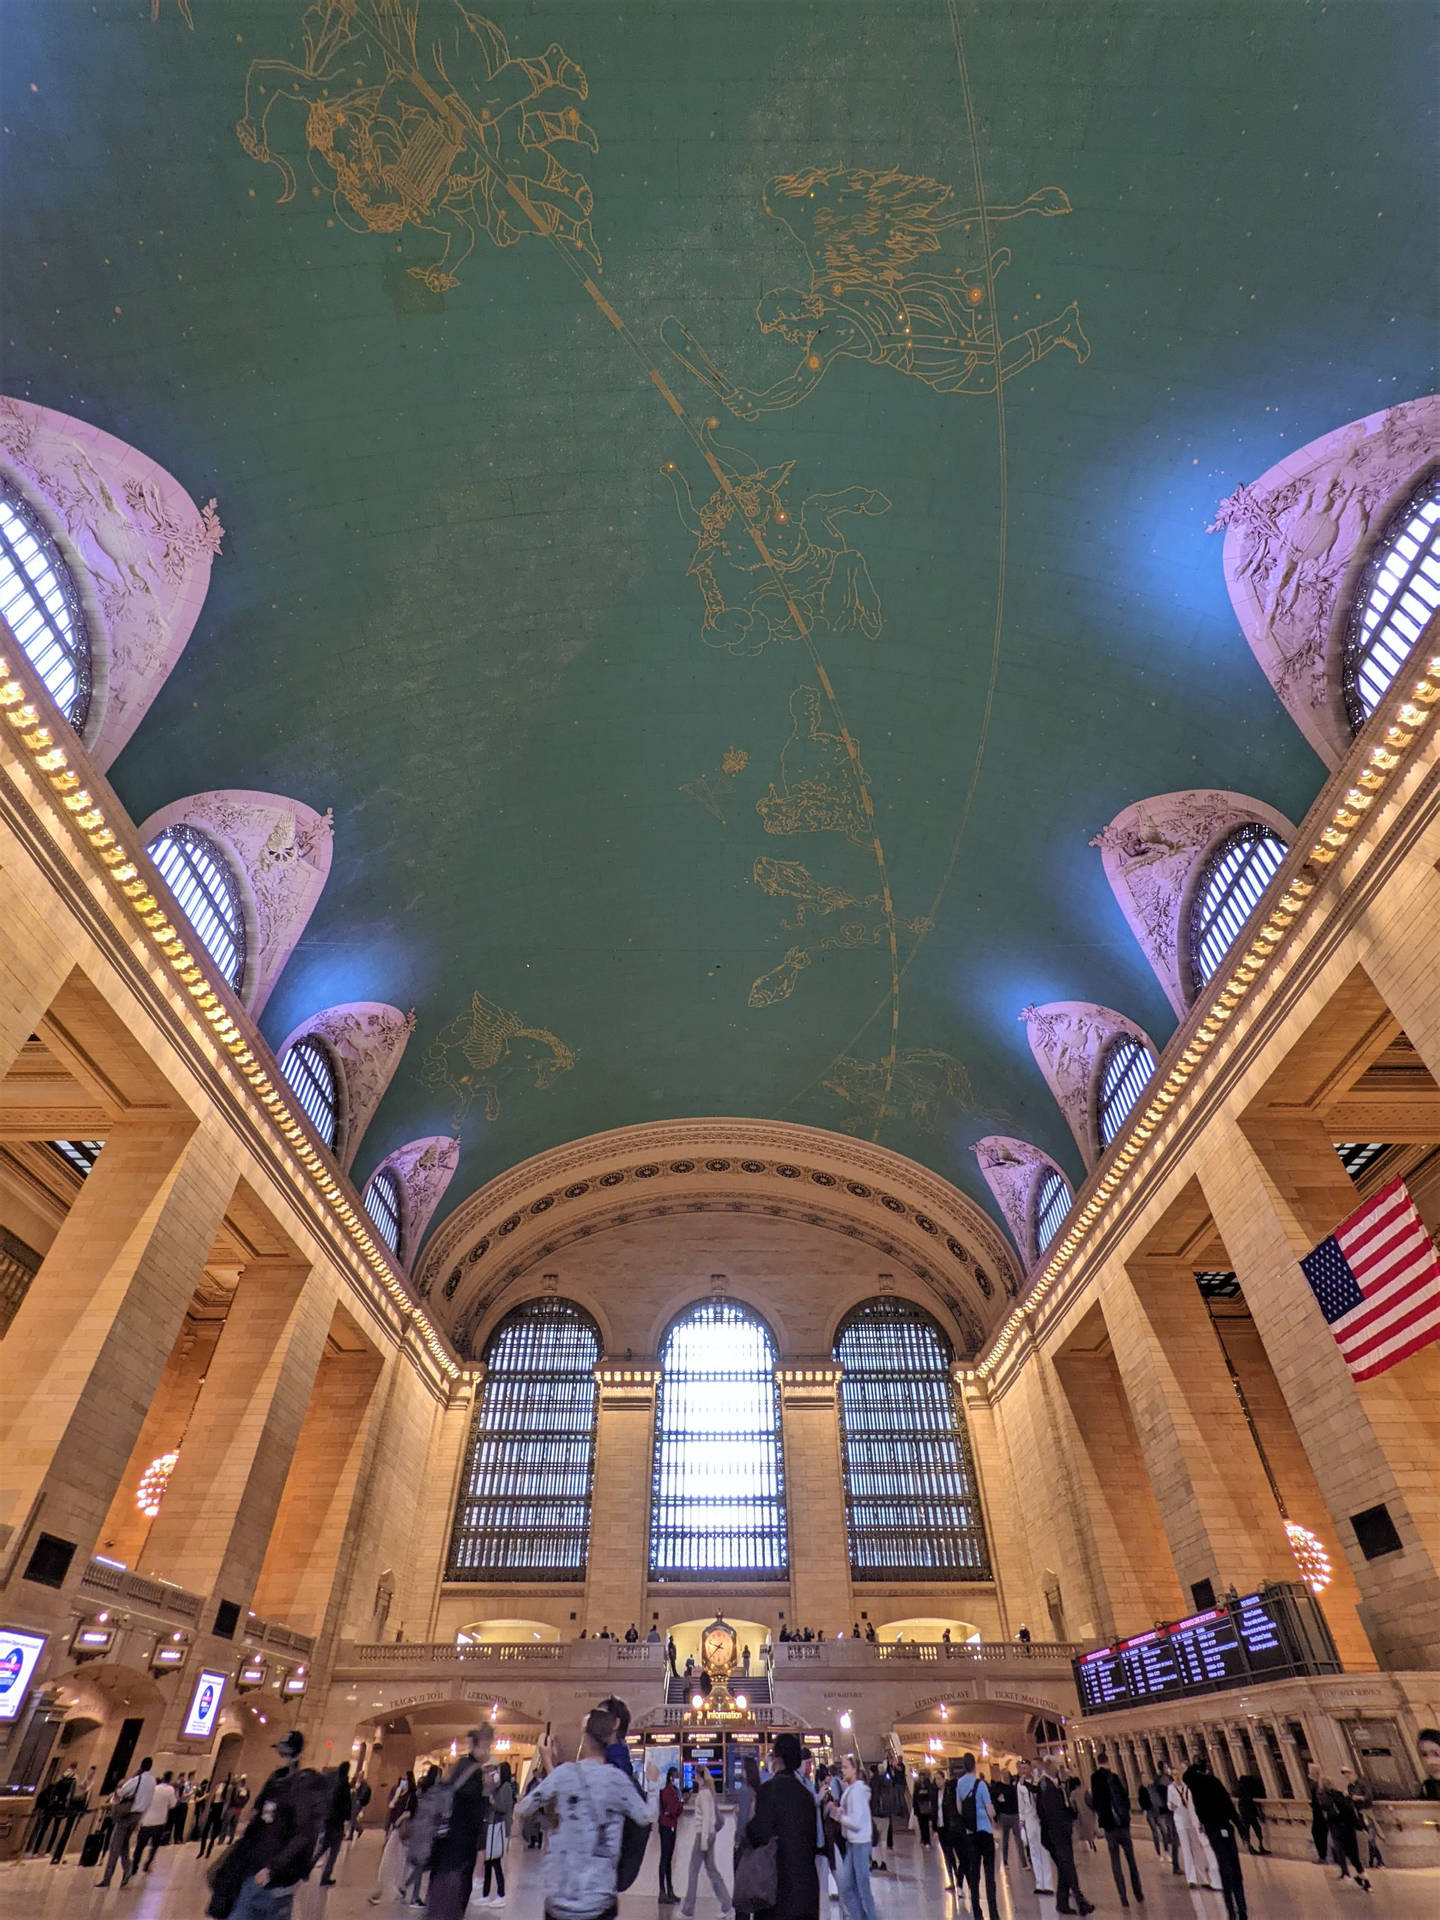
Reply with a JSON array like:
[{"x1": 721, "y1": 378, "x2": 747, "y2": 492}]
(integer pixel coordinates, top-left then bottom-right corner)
[
  {"x1": 278, "y1": 1035, "x2": 341, "y2": 1151},
  {"x1": 1096, "y1": 1034, "x2": 1158, "y2": 1148},
  {"x1": 1342, "y1": 467, "x2": 1440, "y2": 730},
  {"x1": 363, "y1": 1165, "x2": 403, "y2": 1256},
  {"x1": 146, "y1": 824, "x2": 248, "y2": 994},
  {"x1": 1034, "y1": 1167, "x2": 1073, "y2": 1256},
  {"x1": 1187, "y1": 824, "x2": 1288, "y2": 993},
  {"x1": 0, "y1": 484, "x2": 92, "y2": 730}
]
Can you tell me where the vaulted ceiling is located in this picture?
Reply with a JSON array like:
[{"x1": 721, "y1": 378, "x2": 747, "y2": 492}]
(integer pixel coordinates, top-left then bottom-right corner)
[{"x1": 3, "y1": 1, "x2": 1432, "y2": 1253}]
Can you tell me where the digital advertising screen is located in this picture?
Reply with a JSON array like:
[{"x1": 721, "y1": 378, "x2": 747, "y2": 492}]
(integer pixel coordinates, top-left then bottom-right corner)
[
  {"x1": 182, "y1": 1669, "x2": 227, "y2": 1741},
  {"x1": 0, "y1": 1627, "x2": 47, "y2": 1722}
]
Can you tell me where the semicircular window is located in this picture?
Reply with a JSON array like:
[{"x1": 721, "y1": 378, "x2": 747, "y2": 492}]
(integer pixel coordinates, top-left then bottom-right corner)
[
  {"x1": 1343, "y1": 467, "x2": 1440, "y2": 729},
  {"x1": 1097, "y1": 1034, "x2": 1159, "y2": 1148},
  {"x1": 447, "y1": 1298, "x2": 600, "y2": 1581},
  {"x1": 1188, "y1": 823, "x2": 1289, "y2": 993},
  {"x1": 146, "y1": 823, "x2": 247, "y2": 993},
  {"x1": 1034, "y1": 1167, "x2": 1073, "y2": 1256},
  {"x1": 278, "y1": 1035, "x2": 341, "y2": 1151},
  {"x1": 835, "y1": 1297, "x2": 989, "y2": 1580},
  {"x1": 363, "y1": 1165, "x2": 403, "y2": 1256},
  {"x1": 651, "y1": 1299, "x2": 786, "y2": 1580},
  {"x1": 0, "y1": 483, "x2": 92, "y2": 729}
]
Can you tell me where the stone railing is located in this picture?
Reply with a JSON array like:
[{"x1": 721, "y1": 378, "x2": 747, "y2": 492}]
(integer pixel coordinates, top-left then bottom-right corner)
[
  {"x1": 78, "y1": 1557, "x2": 204, "y2": 1626},
  {"x1": 775, "y1": 1638, "x2": 1079, "y2": 1670},
  {"x1": 339, "y1": 1639, "x2": 671, "y2": 1671}
]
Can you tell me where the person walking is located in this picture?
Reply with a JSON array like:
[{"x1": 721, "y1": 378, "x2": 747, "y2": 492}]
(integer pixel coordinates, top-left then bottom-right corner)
[
  {"x1": 367, "y1": 1773, "x2": 418, "y2": 1909},
  {"x1": 198, "y1": 1778, "x2": 228, "y2": 1857},
  {"x1": 912, "y1": 1770, "x2": 937, "y2": 1849},
  {"x1": 315, "y1": 1760, "x2": 352, "y2": 1886},
  {"x1": 521, "y1": 1708, "x2": 653, "y2": 1920},
  {"x1": 954, "y1": 1752, "x2": 1000, "y2": 1920},
  {"x1": 1233, "y1": 1774, "x2": 1268, "y2": 1855},
  {"x1": 745, "y1": 1731, "x2": 820, "y2": 1920},
  {"x1": 990, "y1": 1769, "x2": 1024, "y2": 1869},
  {"x1": 680, "y1": 1760, "x2": 731, "y2": 1917},
  {"x1": 1166, "y1": 1767, "x2": 1219, "y2": 1890},
  {"x1": 349, "y1": 1774, "x2": 372, "y2": 1842},
  {"x1": 1346, "y1": 1772, "x2": 1383, "y2": 1870},
  {"x1": 403, "y1": 1764, "x2": 442, "y2": 1907},
  {"x1": 50, "y1": 1765, "x2": 94, "y2": 1864},
  {"x1": 1318, "y1": 1777, "x2": 1372, "y2": 1891},
  {"x1": 1306, "y1": 1762, "x2": 1330, "y2": 1863},
  {"x1": 96, "y1": 1755, "x2": 155, "y2": 1888},
  {"x1": 32, "y1": 1767, "x2": 76, "y2": 1855},
  {"x1": 1089, "y1": 1759, "x2": 1144, "y2": 1910},
  {"x1": 1035, "y1": 1759, "x2": 1093, "y2": 1916},
  {"x1": 424, "y1": 1726, "x2": 493, "y2": 1920},
  {"x1": 834, "y1": 1753, "x2": 880, "y2": 1920},
  {"x1": 206, "y1": 1728, "x2": 326, "y2": 1920},
  {"x1": 134, "y1": 1770, "x2": 178, "y2": 1873},
  {"x1": 1018, "y1": 1764, "x2": 1052, "y2": 1896},
  {"x1": 939, "y1": 1763, "x2": 968, "y2": 1894},
  {"x1": 222, "y1": 1775, "x2": 251, "y2": 1846},
  {"x1": 480, "y1": 1758, "x2": 516, "y2": 1906},
  {"x1": 667, "y1": 1635, "x2": 679, "y2": 1680},
  {"x1": 1185, "y1": 1759, "x2": 1248, "y2": 1920},
  {"x1": 657, "y1": 1765, "x2": 683, "y2": 1905}
]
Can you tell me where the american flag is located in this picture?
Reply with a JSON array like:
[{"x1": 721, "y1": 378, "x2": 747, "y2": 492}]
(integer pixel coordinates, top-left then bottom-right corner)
[{"x1": 1300, "y1": 1177, "x2": 1440, "y2": 1381}]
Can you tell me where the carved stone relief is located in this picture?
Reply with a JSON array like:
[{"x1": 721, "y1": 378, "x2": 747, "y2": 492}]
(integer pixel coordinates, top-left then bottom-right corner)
[
  {"x1": 372, "y1": 1133, "x2": 460, "y2": 1268},
  {"x1": 1210, "y1": 395, "x2": 1439, "y2": 769},
  {"x1": 279, "y1": 1001, "x2": 415, "y2": 1170},
  {"x1": 1019, "y1": 1000, "x2": 1161, "y2": 1170},
  {"x1": 0, "y1": 396, "x2": 222, "y2": 770},
  {"x1": 1090, "y1": 789, "x2": 1296, "y2": 1017},
  {"x1": 972, "y1": 1135, "x2": 1069, "y2": 1268},
  {"x1": 137, "y1": 789, "x2": 333, "y2": 1015}
]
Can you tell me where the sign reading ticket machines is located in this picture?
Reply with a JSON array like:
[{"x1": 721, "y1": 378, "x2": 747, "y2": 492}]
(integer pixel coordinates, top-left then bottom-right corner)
[
  {"x1": 182, "y1": 1668, "x2": 228, "y2": 1741},
  {"x1": 0, "y1": 1627, "x2": 48, "y2": 1722}
]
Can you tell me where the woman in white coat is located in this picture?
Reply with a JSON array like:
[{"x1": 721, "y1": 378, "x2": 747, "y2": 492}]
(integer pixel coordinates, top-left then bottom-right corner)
[
  {"x1": 679, "y1": 1763, "x2": 731, "y2": 1918},
  {"x1": 1018, "y1": 1766, "x2": 1053, "y2": 1894},
  {"x1": 1166, "y1": 1767, "x2": 1219, "y2": 1889}
]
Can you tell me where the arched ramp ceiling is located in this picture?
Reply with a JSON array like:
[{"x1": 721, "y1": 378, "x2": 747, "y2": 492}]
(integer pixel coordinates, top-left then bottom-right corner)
[{"x1": 3, "y1": 2, "x2": 1432, "y2": 1254}]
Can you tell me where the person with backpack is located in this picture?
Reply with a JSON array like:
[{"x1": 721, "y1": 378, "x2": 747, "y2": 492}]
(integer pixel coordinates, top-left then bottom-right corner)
[
  {"x1": 481, "y1": 1759, "x2": 516, "y2": 1905},
  {"x1": 954, "y1": 1753, "x2": 999, "y2": 1920},
  {"x1": 522, "y1": 1707, "x2": 653, "y2": 1920},
  {"x1": 939, "y1": 1763, "x2": 970, "y2": 1896},
  {"x1": 419, "y1": 1725, "x2": 493, "y2": 1920},
  {"x1": 911, "y1": 1770, "x2": 937, "y2": 1848},
  {"x1": 207, "y1": 1730, "x2": 326, "y2": 1920},
  {"x1": 314, "y1": 1760, "x2": 353, "y2": 1886},
  {"x1": 95, "y1": 1755, "x2": 156, "y2": 1889},
  {"x1": 349, "y1": 1773, "x2": 373, "y2": 1841},
  {"x1": 403, "y1": 1766, "x2": 443, "y2": 1904},
  {"x1": 1089, "y1": 1759, "x2": 1144, "y2": 1910}
]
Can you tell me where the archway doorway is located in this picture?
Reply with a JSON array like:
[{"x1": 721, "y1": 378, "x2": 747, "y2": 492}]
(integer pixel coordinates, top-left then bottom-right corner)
[
  {"x1": 878, "y1": 1616, "x2": 981, "y2": 1644},
  {"x1": 454, "y1": 1619, "x2": 562, "y2": 1645}
]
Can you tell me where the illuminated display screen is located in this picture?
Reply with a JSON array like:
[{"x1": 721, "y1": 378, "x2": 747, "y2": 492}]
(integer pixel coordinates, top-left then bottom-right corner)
[
  {"x1": 0, "y1": 1628, "x2": 47, "y2": 1723},
  {"x1": 182, "y1": 1669, "x2": 228, "y2": 1740},
  {"x1": 1074, "y1": 1583, "x2": 1339, "y2": 1715}
]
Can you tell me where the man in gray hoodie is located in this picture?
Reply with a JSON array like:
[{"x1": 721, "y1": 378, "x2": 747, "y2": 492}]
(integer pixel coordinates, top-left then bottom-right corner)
[{"x1": 523, "y1": 1708, "x2": 653, "y2": 1920}]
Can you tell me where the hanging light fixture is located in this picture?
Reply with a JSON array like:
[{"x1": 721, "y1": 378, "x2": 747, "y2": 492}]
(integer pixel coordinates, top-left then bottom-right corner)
[
  {"x1": 1285, "y1": 1521, "x2": 1333, "y2": 1595},
  {"x1": 136, "y1": 1451, "x2": 180, "y2": 1519}
]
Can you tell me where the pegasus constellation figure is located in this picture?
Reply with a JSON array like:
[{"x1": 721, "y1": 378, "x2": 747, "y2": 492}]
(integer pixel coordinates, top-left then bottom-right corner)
[
  {"x1": 662, "y1": 167, "x2": 1087, "y2": 414},
  {"x1": 421, "y1": 991, "x2": 575, "y2": 1125},
  {"x1": 237, "y1": 0, "x2": 599, "y2": 289}
]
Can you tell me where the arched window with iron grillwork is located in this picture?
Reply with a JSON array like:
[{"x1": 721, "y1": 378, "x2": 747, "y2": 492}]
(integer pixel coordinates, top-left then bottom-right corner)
[
  {"x1": 0, "y1": 482, "x2": 92, "y2": 731},
  {"x1": 1186, "y1": 822, "x2": 1288, "y2": 993},
  {"x1": 834, "y1": 1297, "x2": 990, "y2": 1581},
  {"x1": 278, "y1": 1035, "x2": 341, "y2": 1151},
  {"x1": 447, "y1": 1298, "x2": 600, "y2": 1581},
  {"x1": 1096, "y1": 1034, "x2": 1158, "y2": 1149},
  {"x1": 363, "y1": 1165, "x2": 403, "y2": 1257},
  {"x1": 1343, "y1": 466, "x2": 1440, "y2": 730},
  {"x1": 146, "y1": 823, "x2": 248, "y2": 994},
  {"x1": 651, "y1": 1300, "x2": 787, "y2": 1580},
  {"x1": 1034, "y1": 1167, "x2": 1072, "y2": 1255}
]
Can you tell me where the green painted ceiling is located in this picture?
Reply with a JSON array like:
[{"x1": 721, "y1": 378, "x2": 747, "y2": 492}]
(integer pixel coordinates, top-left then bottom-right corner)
[{"x1": 4, "y1": 2, "x2": 1434, "y2": 1250}]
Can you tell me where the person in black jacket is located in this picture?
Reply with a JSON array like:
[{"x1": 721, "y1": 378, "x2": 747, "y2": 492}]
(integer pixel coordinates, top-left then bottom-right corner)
[
  {"x1": 315, "y1": 1761, "x2": 352, "y2": 1885},
  {"x1": 1088, "y1": 1762, "x2": 1143, "y2": 1909},
  {"x1": 745, "y1": 1731, "x2": 819, "y2": 1920},
  {"x1": 208, "y1": 1731, "x2": 325, "y2": 1920},
  {"x1": 1035, "y1": 1760, "x2": 1093, "y2": 1916},
  {"x1": 1184, "y1": 1760, "x2": 1249, "y2": 1919},
  {"x1": 912, "y1": 1771, "x2": 937, "y2": 1848},
  {"x1": 425, "y1": 1727, "x2": 493, "y2": 1920}
]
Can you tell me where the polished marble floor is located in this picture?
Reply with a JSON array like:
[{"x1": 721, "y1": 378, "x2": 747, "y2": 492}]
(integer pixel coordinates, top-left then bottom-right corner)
[{"x1": 1, "y1": 1821, "x2": 1435, "y2": 1918}]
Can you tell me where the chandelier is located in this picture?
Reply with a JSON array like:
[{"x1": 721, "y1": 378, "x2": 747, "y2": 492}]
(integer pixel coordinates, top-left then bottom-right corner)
[
  {"x1": 1285, "y1": 1520, "x2": 1333, "y2": 1595},
  {"x1": 136, "y1": 1451, "x2": 180, "y2": 1520}
]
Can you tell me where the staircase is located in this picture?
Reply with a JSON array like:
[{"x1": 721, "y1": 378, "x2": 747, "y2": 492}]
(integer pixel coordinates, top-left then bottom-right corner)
[{"x1": 666, "y1": 1672, "x2": 772, "y2": 1706}]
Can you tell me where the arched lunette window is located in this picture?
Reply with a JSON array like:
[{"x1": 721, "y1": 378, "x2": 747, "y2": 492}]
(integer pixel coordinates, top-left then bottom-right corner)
[
  {"x1": 1096, "y1": 1034, "x2": 1158, "y2": 1148},
  {"x1": 146, "y1": 823, "x2": 248, "y2": 994},
  {"x1": 363, "y1": 1165, "x2": 403, "y2": 1256},
  {"x1": 447, "y1": 1299, "x2": 600, "y2": 1580},
  {"x1": 278, "y1": 1035, "x2": 341, "y2": 1151},
  {"x1": 835, "y1": 1297, "x2": 989, "y2": 1580},
  {"x1": 0, "y1": 483, "x2": 92, "y2": 731},
  {"x1": 651, "y1": 1300, "x2": 786, "y2": 1580},
  {"x1": 1187, "y1": 823, "x2": 1289, "y2": 993},
  {"x1": 1034, "y1": 1167, "x2": 1072, "y2": 1256},
  {"x1": 1343, "y1": 467, "x2": 1440, "y2": 730}
]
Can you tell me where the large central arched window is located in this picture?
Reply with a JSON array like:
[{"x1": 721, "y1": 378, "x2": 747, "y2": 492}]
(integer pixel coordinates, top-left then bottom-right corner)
[
  {"x1": 447, "y1": 1299, "x2": 600, "y2": 1582},
  {"x1": 651, "y1": 1301, "x2": 787, "y2": 1580},
  {"x1": 835, "y1": 1298, "x2": 989, "y2": 1580}
]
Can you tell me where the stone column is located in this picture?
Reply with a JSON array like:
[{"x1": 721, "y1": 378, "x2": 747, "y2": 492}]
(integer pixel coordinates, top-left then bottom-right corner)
[
  {"x1": 1252, "y1": 1720, "x2": 1288, "y2": 1800},
  {"x1": 141, "y1": 1259, "x2": 329, "y2": 1607},
  {"x1": 408, "y1": 1370, "x2": 483, "y2": 1642},
  {"x1": 0, "y1": 1122, "x2": 233, "y2": 1562},
  {"x1": 584, "y1": 1364, "x2": 660, "y2": 1635},
  {"x1": 1205, "y1": 1121, "x2": 1440, "y2": 1666},
  {"x1": 776, "y1": 1364, "x2": 851, "y2": 1632},
  {"x1": 1100, "y1": 1263, "x2": 1295, "y2": 1603},
  {"x1": 957, "y1": 1370, "x2": 1026, "y2": 1634}
]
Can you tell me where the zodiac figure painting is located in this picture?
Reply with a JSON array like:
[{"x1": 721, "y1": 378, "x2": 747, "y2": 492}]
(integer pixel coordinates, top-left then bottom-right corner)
[
  {"x1": 823, "y1": 1048, "x2": 974, "y2": 1135},
  {"x1": 747, "y1": 858, "x2": 930, "y2": 1007},
  {"x1": 680, "y1": 747, "x2": 749, "y2": 824},
  {"x1": 757, "y1": 686, "x2": 870, "y2": 847},
  {"x1": 662, "y1": 167, "x2": 1087, "y2": 415},
  {"x1": 237, "y1": 1, "x2": 599, "y2": 290},
  {"x1": 663, "y1": 428, "x2": 890, "y2": 655},
  {"x1": 421, "y1": 990, "x2": 575, "y2": 1126}
]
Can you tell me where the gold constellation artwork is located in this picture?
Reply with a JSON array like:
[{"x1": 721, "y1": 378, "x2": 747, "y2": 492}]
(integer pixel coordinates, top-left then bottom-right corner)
[
  {"x1": 420, "y1": 991, "x2": 575, "y2": 1127},
  {"x1": 237, "y1": 0, "x2": 599, "y2": 289},
  {"x1": 662, "y1": 167, "x2": 1087, "y2": 415}
]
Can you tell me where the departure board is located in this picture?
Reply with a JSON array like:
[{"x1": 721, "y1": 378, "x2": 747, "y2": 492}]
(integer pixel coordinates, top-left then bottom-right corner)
[{"x1": 1074, "y1": 1582, "x2": 1339, "y2": 1715}]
